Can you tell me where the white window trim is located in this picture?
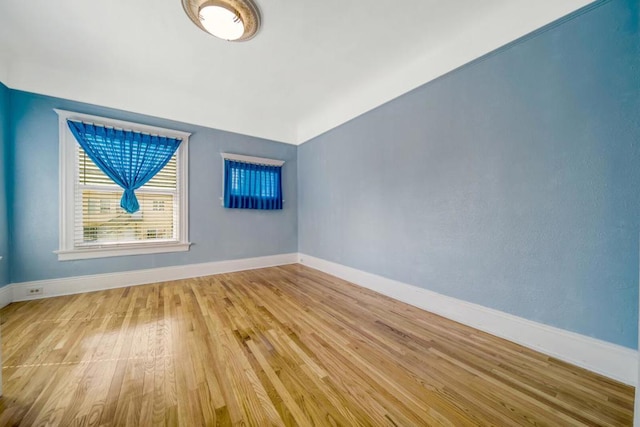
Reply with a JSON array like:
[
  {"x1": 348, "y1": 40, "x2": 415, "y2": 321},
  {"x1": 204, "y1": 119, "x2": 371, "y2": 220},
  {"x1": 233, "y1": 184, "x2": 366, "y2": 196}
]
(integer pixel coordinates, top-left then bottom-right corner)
[
  {"x1": 221, "y1": 152, "x2": 285, "y2": 166},
  {"x1": 54, "y1": 109, "x2": 191, "y2": 261}
]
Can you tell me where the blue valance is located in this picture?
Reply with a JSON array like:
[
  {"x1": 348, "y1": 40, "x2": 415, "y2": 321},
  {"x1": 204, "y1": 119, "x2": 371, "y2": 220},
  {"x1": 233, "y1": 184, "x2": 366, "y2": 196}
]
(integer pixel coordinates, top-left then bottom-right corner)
[
  {"x1": 67, "y1": 120, "x2": 182, "y2": 213},
  {"x1": 224, "y1": 160, "x2": 283, "y2": 210}
]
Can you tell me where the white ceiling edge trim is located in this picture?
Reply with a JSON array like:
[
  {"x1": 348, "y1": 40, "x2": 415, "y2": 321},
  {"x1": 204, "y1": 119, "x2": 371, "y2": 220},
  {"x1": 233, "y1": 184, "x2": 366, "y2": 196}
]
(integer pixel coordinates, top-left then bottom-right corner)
[
  {"x1": 295, "y1": 0, "x2": 595, "y2": 145},
  {"x1": 3, "y1": 60, "x2": 299, "y2": 145}
]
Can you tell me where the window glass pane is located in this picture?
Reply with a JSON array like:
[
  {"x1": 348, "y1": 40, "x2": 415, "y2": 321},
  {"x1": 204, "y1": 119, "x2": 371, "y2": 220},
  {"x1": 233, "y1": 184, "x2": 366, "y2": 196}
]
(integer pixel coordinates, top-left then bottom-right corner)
[
  {"x1": 76, "y1": 145, "x2": 178, "y2": 246},
  {"x1": 77, "y1": 190, "x2": 175, "y2": 245}
]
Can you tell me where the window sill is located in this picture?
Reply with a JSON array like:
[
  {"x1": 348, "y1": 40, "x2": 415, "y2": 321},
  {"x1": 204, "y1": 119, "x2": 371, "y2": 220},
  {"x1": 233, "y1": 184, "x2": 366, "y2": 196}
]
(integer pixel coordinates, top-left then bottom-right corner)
[{"x1": 55, "y1": 242, "x2": 191, "y2": 261}]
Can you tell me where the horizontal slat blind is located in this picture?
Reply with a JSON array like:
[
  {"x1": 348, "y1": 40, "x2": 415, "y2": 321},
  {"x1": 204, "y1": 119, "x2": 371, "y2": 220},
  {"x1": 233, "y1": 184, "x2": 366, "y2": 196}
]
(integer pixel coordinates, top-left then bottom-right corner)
[
  {"x1": 78, "y1": 149, "x2": 177, "y2": 188},
  {"x1": 75, "y1": 146, "x2": 178, "y2": 246}
]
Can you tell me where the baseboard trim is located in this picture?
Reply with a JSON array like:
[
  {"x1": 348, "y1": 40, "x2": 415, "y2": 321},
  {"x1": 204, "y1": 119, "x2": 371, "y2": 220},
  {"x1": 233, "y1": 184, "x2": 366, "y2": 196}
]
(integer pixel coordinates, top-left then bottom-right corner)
[
  {"x1": 0, "y1": 285, "x2": 12, "y2": 309},
  {"x1": 298, "y1": 253, "x2": 638, "y2": 386},
  {"x1": 9, "y1": 253, "x2": 298, "y2": 303}
]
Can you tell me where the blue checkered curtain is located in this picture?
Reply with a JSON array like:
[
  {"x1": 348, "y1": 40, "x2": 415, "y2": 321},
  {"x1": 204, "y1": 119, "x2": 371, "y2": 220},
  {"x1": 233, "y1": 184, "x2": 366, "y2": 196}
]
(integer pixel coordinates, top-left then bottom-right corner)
[
  {"x1": 224, "y1": 159, "x2": 283, "y2": 210},
  {"x1": 67, "y1": 120, "x2": 182, "y2": 213}
]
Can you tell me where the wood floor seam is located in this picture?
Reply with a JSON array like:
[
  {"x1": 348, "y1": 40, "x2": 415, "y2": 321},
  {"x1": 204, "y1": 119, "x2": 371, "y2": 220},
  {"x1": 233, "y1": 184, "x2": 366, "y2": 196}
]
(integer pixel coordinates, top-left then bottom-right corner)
[{"x1": 3, "y1": 355, "x2": 174, "y2": 369}]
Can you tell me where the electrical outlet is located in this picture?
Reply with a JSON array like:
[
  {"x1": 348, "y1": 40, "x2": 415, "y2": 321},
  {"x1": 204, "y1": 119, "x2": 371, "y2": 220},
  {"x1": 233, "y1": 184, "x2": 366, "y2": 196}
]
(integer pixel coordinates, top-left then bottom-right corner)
[{"x1": 27, "y1": 287, "x2": 43, "y2": 296}]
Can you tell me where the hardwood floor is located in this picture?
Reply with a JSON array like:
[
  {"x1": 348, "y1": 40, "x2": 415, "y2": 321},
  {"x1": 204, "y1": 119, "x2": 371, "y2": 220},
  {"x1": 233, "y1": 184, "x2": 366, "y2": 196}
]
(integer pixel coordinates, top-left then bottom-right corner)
[{"x1": 0, "y1": 264, "x2": 634, "y2": 426}]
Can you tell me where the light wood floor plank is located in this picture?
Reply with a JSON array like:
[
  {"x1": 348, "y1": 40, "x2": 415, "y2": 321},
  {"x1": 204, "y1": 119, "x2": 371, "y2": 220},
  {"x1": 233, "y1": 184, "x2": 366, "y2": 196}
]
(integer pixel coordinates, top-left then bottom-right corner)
[{"x1": 0, "y1": 264, "x2": 634, "y2": 426}]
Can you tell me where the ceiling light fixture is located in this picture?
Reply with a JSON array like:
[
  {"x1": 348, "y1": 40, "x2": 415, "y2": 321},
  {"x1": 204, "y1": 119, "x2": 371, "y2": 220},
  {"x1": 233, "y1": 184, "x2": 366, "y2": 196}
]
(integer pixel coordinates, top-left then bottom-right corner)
[{"x1": 182, "y1": 0, "x2": 261, "y2": 42}]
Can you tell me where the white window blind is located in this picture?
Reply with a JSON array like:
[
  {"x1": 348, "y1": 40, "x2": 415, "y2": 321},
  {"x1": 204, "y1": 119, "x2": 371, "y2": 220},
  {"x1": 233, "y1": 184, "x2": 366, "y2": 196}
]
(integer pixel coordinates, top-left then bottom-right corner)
[{"x1": 75, "y1": 147, "x2": 179, "y2": 247}]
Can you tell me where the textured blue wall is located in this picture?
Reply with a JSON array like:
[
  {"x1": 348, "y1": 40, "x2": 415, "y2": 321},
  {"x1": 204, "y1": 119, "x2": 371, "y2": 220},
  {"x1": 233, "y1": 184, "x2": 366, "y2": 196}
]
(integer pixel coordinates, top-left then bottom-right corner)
[
  {"x1": 0, "y1": 83, "x2": 9, "y2": 286},
  {"x1": 298, "y1": 0, "x2": 640, "y2": 348},
  {"x1": 9, "y1": 90, "x2": 297, "y2": 283}
]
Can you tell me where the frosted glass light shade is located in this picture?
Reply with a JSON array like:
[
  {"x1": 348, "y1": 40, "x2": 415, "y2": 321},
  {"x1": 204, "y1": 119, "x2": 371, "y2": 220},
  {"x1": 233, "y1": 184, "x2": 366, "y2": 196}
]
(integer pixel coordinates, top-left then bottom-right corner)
[
  {"x1": 199, "y1": 5, "x2": 244, "y2": 40},
  {"x1": 182, "y1": 0, "x2": 261, "y2": 42}
]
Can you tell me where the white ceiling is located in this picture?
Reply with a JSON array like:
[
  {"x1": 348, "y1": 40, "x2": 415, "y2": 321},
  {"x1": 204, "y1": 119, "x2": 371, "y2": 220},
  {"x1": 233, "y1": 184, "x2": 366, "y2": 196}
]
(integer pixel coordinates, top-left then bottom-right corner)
[{"x1": 0, "y1": 0, "x2": 592, "y2": 145}]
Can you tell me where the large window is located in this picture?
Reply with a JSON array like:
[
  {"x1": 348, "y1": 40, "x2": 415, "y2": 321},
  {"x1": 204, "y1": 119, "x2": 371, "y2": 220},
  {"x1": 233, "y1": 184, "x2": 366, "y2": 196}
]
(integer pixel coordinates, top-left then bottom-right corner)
[{"x1": 56, "y1": 110, "x2": 191, "y2": 260}]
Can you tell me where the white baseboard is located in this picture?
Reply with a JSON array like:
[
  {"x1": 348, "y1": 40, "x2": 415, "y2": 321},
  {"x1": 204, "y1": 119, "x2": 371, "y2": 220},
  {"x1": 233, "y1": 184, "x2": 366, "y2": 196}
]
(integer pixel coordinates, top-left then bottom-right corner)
[
  {"x1": 9, "y1": 253, "x2": 298, "y2": 303},
  {"x1": 0, "y1": 285, "x2": 12, "y2": 309},
  {"x1": 298, "y1": 253, "x2": 638, "y2": 386}
]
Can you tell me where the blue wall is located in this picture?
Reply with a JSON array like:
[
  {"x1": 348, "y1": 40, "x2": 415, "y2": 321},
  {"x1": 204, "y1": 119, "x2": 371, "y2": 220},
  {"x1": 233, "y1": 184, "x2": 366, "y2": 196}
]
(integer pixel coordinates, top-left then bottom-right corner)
[
  {"x1": 9, "y1": 90, "x2": 297, "y2": 283},
  {"x1": 298, "y1": 0, "x2": 640, "y2": 348},
  {"x1": 0, "y1": 83, "x2": 9, "y2": 286}
]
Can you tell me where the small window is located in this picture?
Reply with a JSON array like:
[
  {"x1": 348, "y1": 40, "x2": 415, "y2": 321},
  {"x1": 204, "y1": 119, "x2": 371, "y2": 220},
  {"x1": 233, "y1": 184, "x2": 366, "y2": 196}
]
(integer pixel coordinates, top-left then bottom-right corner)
[
  {"x1": 221, "y1": 153, "x2": 284, "y2": 210},
  {"x1": 55, "y1": 109, "x2": 191, "y2": 260}
]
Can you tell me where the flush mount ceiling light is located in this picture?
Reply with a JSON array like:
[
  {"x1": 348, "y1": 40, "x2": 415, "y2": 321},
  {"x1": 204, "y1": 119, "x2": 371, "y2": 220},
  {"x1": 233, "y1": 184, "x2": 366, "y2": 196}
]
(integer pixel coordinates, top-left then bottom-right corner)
[{"x1": 182, "y1": 0, "x2": 261, "y2": 41}]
